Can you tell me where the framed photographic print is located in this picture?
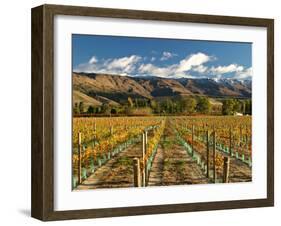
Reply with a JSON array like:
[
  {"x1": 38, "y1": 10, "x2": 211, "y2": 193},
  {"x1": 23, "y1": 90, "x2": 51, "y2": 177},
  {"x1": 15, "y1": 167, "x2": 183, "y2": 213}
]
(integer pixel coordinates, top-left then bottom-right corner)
[{"x1": 31, "y1": 4, "x2": 274, "y2": 221}]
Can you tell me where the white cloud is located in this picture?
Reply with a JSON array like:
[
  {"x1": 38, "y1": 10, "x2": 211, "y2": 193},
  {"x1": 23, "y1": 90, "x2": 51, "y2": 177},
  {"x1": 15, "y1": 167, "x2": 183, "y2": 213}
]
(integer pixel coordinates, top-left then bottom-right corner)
[
  {"x1": 207, "y1": 64, "x2": 252, "y2": 80},
  {"x1": 138, "y1": 63, "x2": 174, "y2": 78},
  {"x1": 74, "y1": 52, "x2": 251, "y2": 80},
  {"x1": 74, "y1": 55, "x2": 142, "y2": 75},
  {"x1": 138, "y1": 63, "x2": 196, "y2": 78},
  {"x1": 233, "y1": 67, "x2": 252, "y2": 80},
  {"x1": 76, "y1": 52, "x2": 213, "y2": 78},
  {"x1": 138, "y1": 52, "x2": 212, "y2": 78},
  {"x1": 192, "y1": 65, "x2": 208, "y2": 73},
  {"x1": 160, "y1": 51, "x2": 177, "y2": 61},
  {"x1": 209, "y1": 64, "x2": 244, "y2": 74},
  {"x1": 88, "y1": 56, "x2": 98, "y2": 64},
  {"x1": 107, "y1": 55, "x2": 142, "y2": 73},
  {"x1": 176, "y1": 52, "x2": 212, "y2": 73}
]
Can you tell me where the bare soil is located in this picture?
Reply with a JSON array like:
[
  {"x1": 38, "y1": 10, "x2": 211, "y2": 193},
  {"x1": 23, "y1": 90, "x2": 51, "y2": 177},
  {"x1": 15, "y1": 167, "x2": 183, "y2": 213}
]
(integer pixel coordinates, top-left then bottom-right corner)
[{"x1": 76, "y1": 142, "x2": 142, "y2": 190}]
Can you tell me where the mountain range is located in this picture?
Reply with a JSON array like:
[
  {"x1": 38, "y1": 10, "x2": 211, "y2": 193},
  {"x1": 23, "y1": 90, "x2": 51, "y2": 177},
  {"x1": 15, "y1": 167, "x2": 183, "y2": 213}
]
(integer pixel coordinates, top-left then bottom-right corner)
[{"x1": 73, "y1": 72, "x2": 252, "y2": 107}]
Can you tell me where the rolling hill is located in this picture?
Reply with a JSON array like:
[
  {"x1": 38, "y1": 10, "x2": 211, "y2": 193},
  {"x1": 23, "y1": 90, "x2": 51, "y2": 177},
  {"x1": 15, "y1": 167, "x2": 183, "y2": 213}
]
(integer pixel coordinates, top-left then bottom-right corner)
[{"x1": 73, "y1": 72, "x2": 251, "y2": 106}]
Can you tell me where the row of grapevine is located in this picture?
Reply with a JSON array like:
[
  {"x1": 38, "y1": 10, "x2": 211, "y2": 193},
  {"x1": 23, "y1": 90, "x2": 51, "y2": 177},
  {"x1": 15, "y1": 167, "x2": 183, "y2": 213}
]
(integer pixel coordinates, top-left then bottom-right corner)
[
  {"x1": 72, "y1": 116, "x2": 166, "y2": 188},
  {"x1": 142, "y1": 119, "x2": 166, "y2": 186},
  {"x1": 73, "y1": 117, "x2": 164, "y2": 146},
  {"x1": 173, "y1": 116, "x2": 252, "y2": 159},
  {"x1": 172, "y1": 116, "x2": 252, "y2": 183}
]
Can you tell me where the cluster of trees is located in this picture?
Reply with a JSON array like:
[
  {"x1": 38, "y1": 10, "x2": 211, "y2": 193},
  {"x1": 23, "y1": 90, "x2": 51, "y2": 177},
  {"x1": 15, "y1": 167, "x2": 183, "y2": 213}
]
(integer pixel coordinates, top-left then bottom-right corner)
[
  {"x1": 74, "y1": 96, "x2": 252, "y2": 116},
  {"x1": 222, "y1": 99, "x2": 252, "y2": 115},
  {"x1": 148, "y1": 97, "x2": 211, "y2": 114},
  {"x1": 73, "y1": 102, "x2": 85, "y2": 114},
  {"x1": 74, "y1": 96, "x2": 212, "y2": 115},
  {"x1": 73, "y1": 102, "x2": 114, "y2": 114}
]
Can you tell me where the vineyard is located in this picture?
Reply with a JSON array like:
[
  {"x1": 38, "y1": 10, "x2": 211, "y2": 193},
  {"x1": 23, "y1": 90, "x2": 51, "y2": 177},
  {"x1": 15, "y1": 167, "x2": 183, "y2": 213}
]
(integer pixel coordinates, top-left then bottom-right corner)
[{"x1": 72, "y1": 116, "x2": 252, "y2": 189}]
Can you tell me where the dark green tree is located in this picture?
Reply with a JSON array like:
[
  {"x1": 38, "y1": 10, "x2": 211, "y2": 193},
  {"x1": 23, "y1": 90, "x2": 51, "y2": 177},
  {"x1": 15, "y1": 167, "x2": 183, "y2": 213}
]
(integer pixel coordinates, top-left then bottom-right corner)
[
  {"x1": 245, "y1": 99, "x2": 252, "y2": 115},
  {"x1": 110, "y1": 108, "x2": 117, "y2": 114},
  {"x1": 222, "y1": 99, "x2": 235, "y2": 115},
  {"x1": 159, "y1": 100, "x2": 168, "y2": 114},
  {"x1": 135, "y1": 98, "x2": 139, "y2": 108},
  {"x1": 79, "y1": 102, "x2": 84, "y2": 114},
  {"x1": 222, "y1": 99, "x2": 248, "y2": 115},
  {"x1": 87, "y1": 105, "x2": 94, "y2": 114},
  {"x1": 196, "y1": 97, "x2": 211, "y2": 114},
  {"x1": 95, "y1": 107, "x2": 101, "y2": 114},
  {"x1": 182, "y1": 97, "x2": 197, "y2": 114},
  {"x1": 233, "y1": 100, "x2": 242, "y2": 113},
  {"x1": 73, "y1": 103, "x2": 79, "y2": 114},
  {"x1": 241, "y1": 101, "x2": 246, "y2": 114},
  {"x1": 173, "y1": 101, "x2": 181, "y2": 113},
  {"x1": 150, "y1": 100, "x2": 161, "y2": 113},
  {"x1": 101, "y1": 103, "x2": 110, "y2": 113}
]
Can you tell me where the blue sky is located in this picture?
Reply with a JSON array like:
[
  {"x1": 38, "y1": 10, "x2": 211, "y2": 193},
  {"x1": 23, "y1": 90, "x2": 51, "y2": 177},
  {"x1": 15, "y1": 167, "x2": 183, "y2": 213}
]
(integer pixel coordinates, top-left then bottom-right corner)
[{"x1": 72, "y1": 34, "x2": 252, "y2": 80}]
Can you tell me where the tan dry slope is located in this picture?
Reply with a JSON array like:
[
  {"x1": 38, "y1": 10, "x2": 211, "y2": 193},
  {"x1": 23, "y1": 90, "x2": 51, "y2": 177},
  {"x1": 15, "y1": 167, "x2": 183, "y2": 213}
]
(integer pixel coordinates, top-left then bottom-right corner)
[
  {"x1": 73, "y1": 90, "x2": 120, "y2": 107},
  {"x1": 73, "y1": 73, "x2": 152, "y2": 99},
  {"x1": 73, "y1": 90, "x2": 102, "y2": 107},
  {"x1": 73, "y1": 72, "x2": 251, "y2": 105}
]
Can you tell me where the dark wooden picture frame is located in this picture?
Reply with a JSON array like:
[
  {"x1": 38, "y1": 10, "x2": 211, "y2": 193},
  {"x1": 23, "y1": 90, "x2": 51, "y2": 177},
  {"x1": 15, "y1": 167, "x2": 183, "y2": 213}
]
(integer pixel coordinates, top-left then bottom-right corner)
[{"x1": 31, "y1": 4, "x2": 274, "y2": 221}]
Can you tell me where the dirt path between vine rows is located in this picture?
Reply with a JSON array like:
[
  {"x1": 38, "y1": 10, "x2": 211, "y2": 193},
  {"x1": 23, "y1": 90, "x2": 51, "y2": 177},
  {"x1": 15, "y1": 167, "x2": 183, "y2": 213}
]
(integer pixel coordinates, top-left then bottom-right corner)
[
  {"x1": 221, "y1": 155, "x2": 252, "y2": 183},
  {"x1": 75, "y1": 142, "x2": 143, "y2": 190},
  {"x1": 148, "y1": 120, "x2": 209, "y2": 186},
  {"x1": 147, "y1": 146, "x2": 164, "y2": 186}
]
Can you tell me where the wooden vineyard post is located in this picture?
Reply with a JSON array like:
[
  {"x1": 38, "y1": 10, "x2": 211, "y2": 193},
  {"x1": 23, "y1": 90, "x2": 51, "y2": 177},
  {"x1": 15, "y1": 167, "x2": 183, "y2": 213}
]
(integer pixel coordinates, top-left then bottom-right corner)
[
  {"x1": 144, "y1": 130, "x2": 149, "y2": 185},
  {"x1": 223, "y1": 156, "x2": 230, "y2": 183},
  {"x1": 142, "y1": 133, "x2": 146, "y2": 187},
  {"x1": 206, "y1": 130, "x2": 210, "y2": 178},
  {"x1": 245, "y1": 125, "x2": 248, "y2": 154},
  {"x1": 133, "y1": 158, "x2": 141, "y2": 187},
  {"x1": 212, "y1": 131, "x2": 216, "y2": 183},
  {"x1": 239, "y1": 125, "x2": 244, "y2": 158},
  {"x1": 110, "y1": 125, "x2": 114, "y2": 135},
  {"x1": 229, "y1": 127, "x2": 232, "y2": 157},
  {"x1": 239, "y1": 125, "x2": 242, "y2": 146},
  {"x1": 93, "y1": 121, "x2": 97, "y2": 141},
  {"x1": 145, "y1": 130, "x2": 148, "y2": 145},
  {"x1": 191, "y1": 125, "x2": 194, "y2": 157},
  {"x1": 78, "y1": 132, "x2": 82, "y2": 184},
  {"x1": 94, "y1": 120, "x2": 96, "y2": 132}
]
